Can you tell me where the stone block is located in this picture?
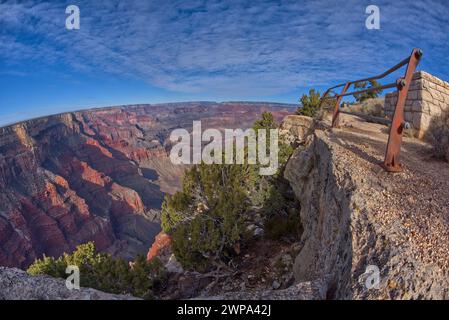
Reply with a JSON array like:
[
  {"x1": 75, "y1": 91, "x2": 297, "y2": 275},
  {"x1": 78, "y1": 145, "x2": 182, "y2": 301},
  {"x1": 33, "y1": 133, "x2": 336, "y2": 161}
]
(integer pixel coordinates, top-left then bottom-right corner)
[
  {"x1": 436, "y1": 85, "x2": 447, "y2": 93},
  {"x1": 441, "y1": 95, "x2": 448, "y2": 104},
  {"x1": 428, "y1": 103, "x2": 441, "y2": 114},
  {"x1": 412, "y1": 112, "x2": 422, "y2": 129},
  {"x1": 433, "y1": 91, "x2": 442, "y2": 102},
  {"x1": 422, "y1": 100, "x2": 431, "y2": 113},
  {"x1": 409, "y1": 79, "x2": 423, "y2": 91},
  {"x1": 435, "y1": 78, "x2": 445, "y2": 87},
  {"x1": 411, "y1": 100, "x2": 423, "y2": 112},
  {"x1": 421, "y1": 90, "x2": 434, "y2": 102},
  {"x1": 404, "y1": 112, "x2": 413, "y2": 123},
  {"x1": 420, "y1": 113, "x2": 432, "y2": 131},
  {"x1": 407, "y1": 90, "x2": 418, "y2": 100},
  {"x1": 381, "y1": 72, "x2": 449, "y2": 139}
]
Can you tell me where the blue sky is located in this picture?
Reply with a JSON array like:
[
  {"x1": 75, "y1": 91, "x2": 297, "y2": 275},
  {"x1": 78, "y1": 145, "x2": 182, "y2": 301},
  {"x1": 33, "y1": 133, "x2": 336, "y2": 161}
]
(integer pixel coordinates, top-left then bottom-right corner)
[{"x1": 1, "y1": 0, "x2": 449, "y2": 126}]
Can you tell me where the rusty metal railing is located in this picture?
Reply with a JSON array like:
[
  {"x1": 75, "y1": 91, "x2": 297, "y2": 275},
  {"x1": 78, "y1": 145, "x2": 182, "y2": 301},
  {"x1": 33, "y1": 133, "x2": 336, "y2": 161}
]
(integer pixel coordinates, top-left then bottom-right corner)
[{"x1": 319, "y1": 48, "x2": 423, "y2": 172}]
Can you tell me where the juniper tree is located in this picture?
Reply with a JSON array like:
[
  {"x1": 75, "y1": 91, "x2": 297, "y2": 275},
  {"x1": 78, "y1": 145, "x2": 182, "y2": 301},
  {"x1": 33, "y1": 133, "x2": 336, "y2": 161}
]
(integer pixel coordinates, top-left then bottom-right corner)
[
  {"x1": 161, "y1": 112, "x2": 296, "y2": 270},
  {"x1": 353, "y1": 80, "x2": 383, "y2": 102}
]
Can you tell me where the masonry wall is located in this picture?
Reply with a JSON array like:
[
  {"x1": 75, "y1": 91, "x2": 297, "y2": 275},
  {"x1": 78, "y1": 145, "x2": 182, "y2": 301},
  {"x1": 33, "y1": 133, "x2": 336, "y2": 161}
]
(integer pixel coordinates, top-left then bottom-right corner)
[{"x1": 384, "y1": 71, "x2": 449, "y2": 138}]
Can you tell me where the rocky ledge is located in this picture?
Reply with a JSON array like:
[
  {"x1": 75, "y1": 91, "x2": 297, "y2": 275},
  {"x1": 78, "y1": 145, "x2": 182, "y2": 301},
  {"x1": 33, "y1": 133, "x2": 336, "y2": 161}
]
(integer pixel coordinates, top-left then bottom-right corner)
[
  {"x1": 198, "y1": 279, "x2": 327, "y2": 300},
  {"x1": 0, "y1": 267, "x2": 139, "y2": 300},
  {"x1": 284, "y1": 114, "x2": 449, "y2": 299},
  {"x1": 2, "y1": 113, "x2": 447, "y2": 300}
]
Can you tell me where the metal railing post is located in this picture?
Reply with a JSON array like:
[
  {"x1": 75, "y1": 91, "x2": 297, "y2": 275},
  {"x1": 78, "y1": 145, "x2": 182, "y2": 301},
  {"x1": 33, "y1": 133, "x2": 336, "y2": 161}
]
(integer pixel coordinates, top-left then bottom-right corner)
[
  {"x1": 383, "y1": 48, "x2": 423, "y2": 172},
  {"x1": 331, "y1": 82, "x2": 350, "y2": 128},
  {"x1": 317, "y1": 48, "x2": 423, "y2": 173}
]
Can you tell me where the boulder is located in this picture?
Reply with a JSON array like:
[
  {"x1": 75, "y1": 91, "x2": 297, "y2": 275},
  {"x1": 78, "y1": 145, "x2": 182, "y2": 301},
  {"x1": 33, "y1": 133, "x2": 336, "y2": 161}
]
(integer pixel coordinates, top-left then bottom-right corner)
[
  {"x1": 147, "y1": 231, "x2": 172, "y2": 261},
  {"x1": 280, "y1": 115, "x2": 314, "y2": 142},
  {"x1": 0, "y1": 267, "x2": 139, "y2": 300}
]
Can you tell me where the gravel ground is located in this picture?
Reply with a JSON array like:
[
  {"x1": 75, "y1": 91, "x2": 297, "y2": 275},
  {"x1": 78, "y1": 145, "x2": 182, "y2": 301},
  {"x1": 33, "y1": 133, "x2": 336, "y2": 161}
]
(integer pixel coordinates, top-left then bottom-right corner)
[{"x1": 335, "y1": 114, "x2": 449, "y2": 273}]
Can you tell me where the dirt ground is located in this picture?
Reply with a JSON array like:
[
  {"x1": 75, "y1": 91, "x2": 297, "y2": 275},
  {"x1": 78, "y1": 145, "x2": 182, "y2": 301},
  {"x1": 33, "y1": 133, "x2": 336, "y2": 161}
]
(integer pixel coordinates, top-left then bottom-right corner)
[{"x1": 332, "y1": 113, "x2": 449, "y2": 271}]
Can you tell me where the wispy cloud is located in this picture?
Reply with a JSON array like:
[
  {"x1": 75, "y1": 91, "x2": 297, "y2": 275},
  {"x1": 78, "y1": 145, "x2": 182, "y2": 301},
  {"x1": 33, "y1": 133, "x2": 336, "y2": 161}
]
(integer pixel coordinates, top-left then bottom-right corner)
[{"x1": 1, "y1": 0, "x2": 448, "y2": 98}]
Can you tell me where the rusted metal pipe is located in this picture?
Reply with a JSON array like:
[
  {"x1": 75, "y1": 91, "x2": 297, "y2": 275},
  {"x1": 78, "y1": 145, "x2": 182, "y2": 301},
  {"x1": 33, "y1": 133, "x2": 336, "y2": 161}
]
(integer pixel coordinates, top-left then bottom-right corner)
[
  {"x1": 324, "y1": 82, "x2": 397, "y2": 100},
  {"x1": 331, "y1": 82, "x2": 350, "y2": 128},
  {"x1": 318, "y1": 48, "x2": 423, "y2": 173},
  {"x1": 382, "y1": 48, "x2": 423, "y2": 172},
  {"x1": 324, "y1": 55, "x2": 412, "y2": 92}
]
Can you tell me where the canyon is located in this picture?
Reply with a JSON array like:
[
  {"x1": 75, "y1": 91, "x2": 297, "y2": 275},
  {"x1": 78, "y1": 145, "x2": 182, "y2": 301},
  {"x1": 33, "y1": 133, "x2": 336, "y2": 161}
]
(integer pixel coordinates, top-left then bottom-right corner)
[
  {"x1": 1, "y1": 110, "x2": 448, "y2": 300},
  {"x1": 0, "y1": 102, "x2": 293, "y2": 269}
]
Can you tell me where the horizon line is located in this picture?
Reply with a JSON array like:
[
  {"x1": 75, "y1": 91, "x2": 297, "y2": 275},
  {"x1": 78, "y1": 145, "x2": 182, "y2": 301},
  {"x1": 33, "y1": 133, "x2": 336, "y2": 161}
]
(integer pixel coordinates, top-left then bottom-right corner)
[{"x1": 0, "y1": 100, "x2": 299, "y2": 130}]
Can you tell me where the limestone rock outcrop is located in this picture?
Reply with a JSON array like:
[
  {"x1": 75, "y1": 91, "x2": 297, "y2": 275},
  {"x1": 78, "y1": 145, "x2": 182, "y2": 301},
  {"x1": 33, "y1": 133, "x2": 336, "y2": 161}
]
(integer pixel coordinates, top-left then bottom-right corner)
[
  {"x1": 198, "y1": 279, "x2": 327, "y2": 300},
  {"x1": 279, "y1": 115, "x2": 314, "y2": 142},
  {"x1": 284, "y1": 115, "x2": 449, "y2": 299},
  {"x1": 0, "y1": 267, "x2": 139, "y2": 300}
]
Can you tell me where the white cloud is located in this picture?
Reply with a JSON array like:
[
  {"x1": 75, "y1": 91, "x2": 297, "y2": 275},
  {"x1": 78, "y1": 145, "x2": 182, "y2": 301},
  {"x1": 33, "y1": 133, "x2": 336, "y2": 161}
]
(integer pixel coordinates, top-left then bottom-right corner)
[{"x1": 0, "y1": 0, "x2": 448, "y2": 97}]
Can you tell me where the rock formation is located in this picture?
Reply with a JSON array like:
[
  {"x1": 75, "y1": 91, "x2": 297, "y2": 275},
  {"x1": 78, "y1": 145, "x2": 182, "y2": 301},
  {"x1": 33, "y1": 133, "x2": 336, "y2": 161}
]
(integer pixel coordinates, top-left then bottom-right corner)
[
  {"x1": 198, "y1": 279, "x2": 326, "y2": 300},
  {"x1": 0, "y1": 102, "x2": 293, "y2": 269},
  {"x1": 147, "y1": 231, "x2": 172, "y2": 261},
  {"x1": 284, "y1": 114, "x2": 449, "y2": 299},
  {"x1": 0, "y1": 267, "x2": 139, "y2": 300},
  {"x1": 279, "y1": 115, "x2": 314, "y2": 143},
  {"x1": 2, "y1": 103, "x2": 447, "y2": 300}
]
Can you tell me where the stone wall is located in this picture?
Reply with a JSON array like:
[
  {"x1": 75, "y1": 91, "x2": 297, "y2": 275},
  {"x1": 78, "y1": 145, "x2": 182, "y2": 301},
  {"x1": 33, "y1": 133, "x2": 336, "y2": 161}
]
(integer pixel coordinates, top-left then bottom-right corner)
[{"x1": 384, "y1": 71, "x2": 449, "y2": 138}]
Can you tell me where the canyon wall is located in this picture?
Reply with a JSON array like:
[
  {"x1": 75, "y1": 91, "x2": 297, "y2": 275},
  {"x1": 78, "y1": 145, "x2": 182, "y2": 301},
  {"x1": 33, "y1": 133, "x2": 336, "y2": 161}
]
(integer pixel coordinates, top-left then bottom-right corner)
[{"x1": 0, "y1": 102, "x2": 293, "y2": 268}]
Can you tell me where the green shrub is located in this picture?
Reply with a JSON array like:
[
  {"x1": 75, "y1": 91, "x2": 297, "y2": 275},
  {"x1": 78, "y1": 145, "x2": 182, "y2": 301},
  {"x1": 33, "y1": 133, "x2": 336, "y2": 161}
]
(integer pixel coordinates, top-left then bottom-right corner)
[
  {"x1": 296, "y1": 89, "x2": 337, "y2": 121},
  {"x1": 162, "y1": 162, "x2": 251, "y2": 269},
  {"x1": 296, "y1": 89, "x2": 322, "y2": 117},
  {"x1": 253, "y1": 111, "x2": 278, "y2": 131},
  {"x1": 161, "y1": 112, "x2": 297, "y2": 270},
  {"x1": 353, "y1": 80, "x2": 383, "y2": 103},
  {"x1": 161, "y1": 190, "x2": 192, "y2": 233},
  {"x1": 27, "y1": 242, "x2": 166, "y2": 299}
]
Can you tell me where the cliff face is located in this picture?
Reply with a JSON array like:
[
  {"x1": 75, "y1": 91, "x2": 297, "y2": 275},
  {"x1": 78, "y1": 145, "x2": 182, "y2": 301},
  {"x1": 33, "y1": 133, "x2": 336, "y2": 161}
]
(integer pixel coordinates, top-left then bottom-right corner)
[
  {"x1": 284, "y1": 115, "x2": 449, "y2": 299},
  {"x1": 3, "y1": 109, "x2": 447, "y2": 300},
  {"x1": 0, "y1": 102, "x2": 292, "y2": 268}
]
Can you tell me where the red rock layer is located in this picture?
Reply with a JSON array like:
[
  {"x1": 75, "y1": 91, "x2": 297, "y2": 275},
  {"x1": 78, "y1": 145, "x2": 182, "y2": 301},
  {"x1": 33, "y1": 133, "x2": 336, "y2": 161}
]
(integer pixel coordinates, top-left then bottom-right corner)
[
  {"x1": 0, "y1": 102, "x2": 293, "y2": 268},
  {"x1": 147, "y1": 232, "x2": 172, "y2": 261}
]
